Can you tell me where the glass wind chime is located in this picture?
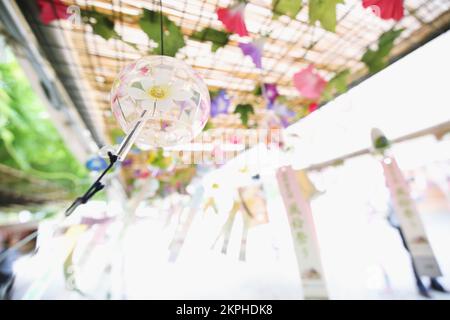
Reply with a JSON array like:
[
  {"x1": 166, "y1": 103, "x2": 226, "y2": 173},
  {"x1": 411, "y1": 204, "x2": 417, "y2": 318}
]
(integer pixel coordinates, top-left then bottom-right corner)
[{"x1": 66, "y1": 6, "x2": 210, "y2": 215}]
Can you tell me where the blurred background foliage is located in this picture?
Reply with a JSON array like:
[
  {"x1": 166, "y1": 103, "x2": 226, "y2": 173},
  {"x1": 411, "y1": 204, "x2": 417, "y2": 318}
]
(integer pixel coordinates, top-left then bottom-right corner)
[{"x1": 0, "y1": 49, "x2": 89, "y2": 206}]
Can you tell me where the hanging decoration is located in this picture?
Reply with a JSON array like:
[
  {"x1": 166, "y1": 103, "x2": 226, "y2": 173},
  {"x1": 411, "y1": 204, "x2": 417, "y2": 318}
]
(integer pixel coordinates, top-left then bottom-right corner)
[
  {"x1": 295, "y1": 170, "x2": 321, "y2": 200},
  {"x1": 371, "y1": 129, "x2": 442, "y2": 277},
  {"x1": 217, "y1": 2, "x2": 249, "y2": 37},
  {"x1": 362, "y1": 28, "x2": 404, "y2": 74},
  {"x1": 29, "y1": 0, "x2": 424, "y2": 218},
  {"x1": 110, "y1": 56, "x2": 210, "y2": 150},
  {"x1": 308, "y1": 0, "x2": 344, "y2": 33},
  {"x1": 210, "y1": 90, "x2": 231, "y2": 117},
  {"x1": 139, "y1": 9, "x2": 185, "y2": 57},
  {"x1": 66, "y1": 1, "x2": 210, "y2": 214},
  {"x1": 381, "y1": 157, "x2": 442, "y2": 277},
  {"x1": 239, "y1": 38, "x2": 265, "y2": 69},
  {"x1": 36, "y1": 0, "x2": 69, "y2": 25},
  {"x1": 293, "y1": 64, "x2": 327, "y2": 100},
  {"x1": 308, "y1": 102, "x2": 319, "y2": 113},
  {"x1": 33, "y1": 0, "x2": 416, "y2": 141},
  {"x1": 203, "y1": 196, "x2": 219, "y2": 214},
  {"x1": 168, "y1": 186, "x2": 205, "y2": 262},
  {"x1": 276, "y1": 166, "x2": 328, "y2": 299},
  {"x1": 270, "y1": 102, "x2": 296, "y2": 128},
  {"x1": 371, "y1": 128, "x2": 391, "y2": 152},
  {"x1": 81, "y1": 10, "x2": 119, "y2": 41},
  {"x1": 321, "y1": 69, "x2": 350, "y2": 102},
  {"x1": 211, "y1": 184, "x2": 269, "y2": 261},
  {"x1": 237, "y1": 185, "x2": 270, "y2": 261},
  {"x1": 264, "y1": 84, "x2": 280, "y2": 105},
  {"x1": 233, "y1": 103, "x2": 255, "y2": 127},
  {"x1": 362, "y1": 0, "x2": 404, "y2": 21},
  {"x1": 211, "y1": 200, "x2": 240, "y2": 254},
  {"x1": 190, "y1": 28, "x2": 231, "y2": 52},
  {"x1": 272, "y1": 0, "x2": 304, "y2": 19}
]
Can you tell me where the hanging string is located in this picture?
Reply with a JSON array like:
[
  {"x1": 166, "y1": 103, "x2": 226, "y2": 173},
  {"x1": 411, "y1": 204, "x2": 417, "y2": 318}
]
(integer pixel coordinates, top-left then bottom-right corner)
[
  {"x1": 159, "y1": 0, "x2": 164, "y2": 55},
  {"x1": 65, "y1": 152, "x2": 118, "y2": 216}
]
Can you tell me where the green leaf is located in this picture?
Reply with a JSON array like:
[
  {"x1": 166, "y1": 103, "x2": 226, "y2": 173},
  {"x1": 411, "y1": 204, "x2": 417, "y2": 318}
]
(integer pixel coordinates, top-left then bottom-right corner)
[
  {"x1": 81, "y1": 10, "x2": 119, "y2": 40},
  {"x1": 362, "y1": 29, "x2": 403, "y2": 74},
  {"x1": 190, "y1": 28, "x2": 231, "y2": 52},
  {"x1": 203, "y1": 120, "x2": 214, "y2": 131},
  {"x1": 234, "y1": 104, "x2": 254, "y2": 127},
  {"x1": 272, "y1": 0, "x2": 303, "y2": 19},
  {"x1": 139, "y1": 9, "x2": 185, "y2": 57},
  {"x1": 309, "y1": 0, "x2": 344, "y2": 32},
  {"x1": 253, "y1": 84, "x2": 262, "y2": 96},
  {"x1": 321, "y1": 69, "x2": 349, "y2": 101}
]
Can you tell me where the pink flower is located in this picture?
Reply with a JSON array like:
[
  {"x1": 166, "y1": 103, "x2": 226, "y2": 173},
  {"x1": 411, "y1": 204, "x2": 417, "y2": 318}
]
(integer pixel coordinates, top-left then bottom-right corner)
[
  {"x1": 363, "y1": 0, "x2": 404, "y2": 21},
  {"x1": 138, "y1": 66, "x2": 150, "y2": 76},
  {"x1": 37, "y1": 0, "x2": 69, "y2": 25},
  {"x1": 293, "y1": 65, "x2": 327, "y2": 100},
  {"x1": 111, "y1": 80, "x2": 127, "y2": 104},
  {"x1": 217, "y1": 3, "x2": 249, "y2": 37}
]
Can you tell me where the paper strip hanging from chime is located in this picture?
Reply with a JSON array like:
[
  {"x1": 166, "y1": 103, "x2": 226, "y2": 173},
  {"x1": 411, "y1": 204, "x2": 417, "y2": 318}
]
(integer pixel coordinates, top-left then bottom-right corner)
[
  {"x1": 381, "y1": 156, "x2": 442, "y2": 277},
  {"x1": 276, "y1": 166, "x2": 328, "y2": 299}
]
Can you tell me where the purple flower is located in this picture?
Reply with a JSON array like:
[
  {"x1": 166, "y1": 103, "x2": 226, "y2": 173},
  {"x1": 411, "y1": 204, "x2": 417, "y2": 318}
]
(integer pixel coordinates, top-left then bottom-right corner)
[
  {"x1": 239, "y1": 38, "x2": 265, "y2": 69},
  {"x1": 210, "y1": 90, "x2": 230, "y2": 117},
  {"x1": 122, "y1": 158, "x2": 133, "y2": 167},
  {"x1": 271, "y1": 103, "x2": 296, "y2": 128},
  {"x1": 264, "y1": 83, "x2": 279, "y2": 105}
]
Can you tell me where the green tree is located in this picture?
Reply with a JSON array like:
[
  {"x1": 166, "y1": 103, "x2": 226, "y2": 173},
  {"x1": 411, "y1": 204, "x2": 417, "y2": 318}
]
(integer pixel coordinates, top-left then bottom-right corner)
[{"x1": 0, "y1": 52, "x2": 88, "y2": 195}]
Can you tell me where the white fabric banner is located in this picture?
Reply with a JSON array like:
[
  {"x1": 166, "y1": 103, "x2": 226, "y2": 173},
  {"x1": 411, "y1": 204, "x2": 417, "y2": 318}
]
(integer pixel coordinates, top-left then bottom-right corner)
[
  {"x1": 381, "y1": 156, "x2": 442, "y2": 277},
  {"x1": 276, "y1": 166, "x2": 328, "y2": 299}
]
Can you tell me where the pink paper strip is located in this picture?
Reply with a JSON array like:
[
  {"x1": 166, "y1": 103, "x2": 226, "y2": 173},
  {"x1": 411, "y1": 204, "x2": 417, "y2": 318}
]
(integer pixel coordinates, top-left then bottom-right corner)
[
  {"x1": 276, "y1": 166, "x2": 328, "y2": 299},
  {"x1": 381, "y1": 157, "x2": 442, "y2": 277}
]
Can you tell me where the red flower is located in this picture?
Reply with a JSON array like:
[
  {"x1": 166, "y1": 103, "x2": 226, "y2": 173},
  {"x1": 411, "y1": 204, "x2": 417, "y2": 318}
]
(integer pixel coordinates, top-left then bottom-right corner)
[
  {"x1": 308, "y1": 102, "x2": 319, "y2": 113},
  {"x1": 37, "y1": 0, "x2": 69, "y2": 25},
  {"x1": 217, "y1": 3, "x2": 249, "y2": 37},
  {"x1": 362, "y1": 0, "x2": 404, "y2": 21}
]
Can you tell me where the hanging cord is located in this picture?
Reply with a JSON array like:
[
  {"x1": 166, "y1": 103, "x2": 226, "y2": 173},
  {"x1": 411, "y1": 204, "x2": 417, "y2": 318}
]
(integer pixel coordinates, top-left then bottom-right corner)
[
  {"x1": 65, "y1": 152, "x2": 118, "y2": 216},
  {"x1": 159, "y1": 0, "x2": 164, "y2": 55}
]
